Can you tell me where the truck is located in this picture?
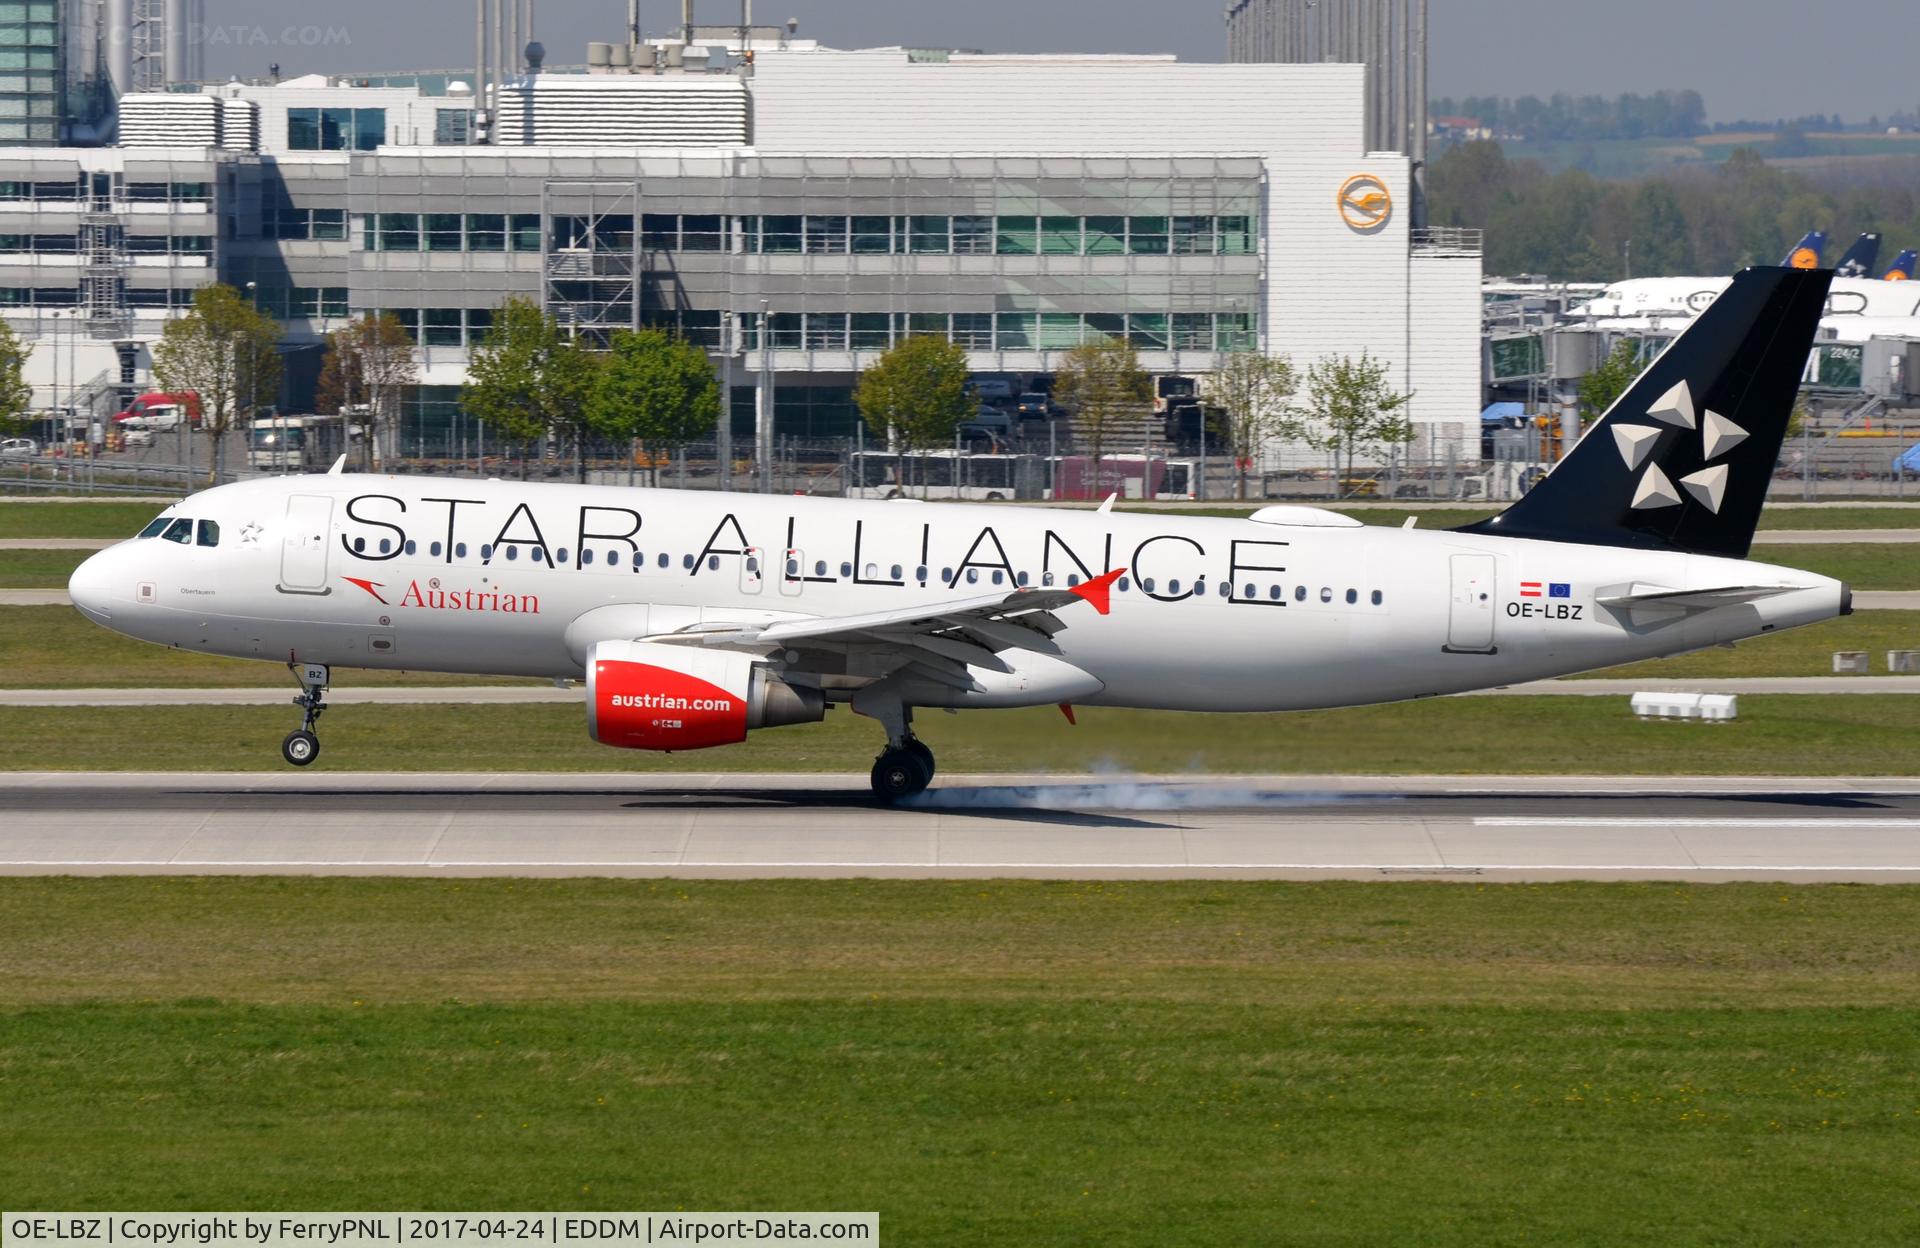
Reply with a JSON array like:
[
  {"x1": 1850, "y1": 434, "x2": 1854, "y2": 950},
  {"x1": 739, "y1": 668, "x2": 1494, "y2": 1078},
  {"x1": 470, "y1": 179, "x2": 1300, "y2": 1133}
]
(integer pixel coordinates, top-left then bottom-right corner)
[
  {"x1": 248, "y1": 413, "x2": 363, "y2": 472},
  {"x1": 115, "y1": 391, "x2": 202, "y2": 431}
]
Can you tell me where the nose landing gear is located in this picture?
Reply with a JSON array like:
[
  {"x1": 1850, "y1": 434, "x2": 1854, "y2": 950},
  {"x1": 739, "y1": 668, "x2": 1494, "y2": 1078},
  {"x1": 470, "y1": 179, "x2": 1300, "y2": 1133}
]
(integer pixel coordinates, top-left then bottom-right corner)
[{"x1": 282, "y1": 661, "x2": 329, "y2": 767}]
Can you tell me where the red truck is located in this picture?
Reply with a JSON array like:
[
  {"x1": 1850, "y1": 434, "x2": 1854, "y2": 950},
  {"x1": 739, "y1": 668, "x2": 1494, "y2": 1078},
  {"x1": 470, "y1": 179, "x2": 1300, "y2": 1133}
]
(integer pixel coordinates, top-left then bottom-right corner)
[{"x1": 114, "y1": 391, "x2": 202, "y2": 430}]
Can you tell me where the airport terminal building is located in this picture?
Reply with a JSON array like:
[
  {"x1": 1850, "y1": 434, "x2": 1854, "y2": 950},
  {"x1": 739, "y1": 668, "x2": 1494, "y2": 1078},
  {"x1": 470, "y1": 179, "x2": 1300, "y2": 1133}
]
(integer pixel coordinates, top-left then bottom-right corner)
[{"x1": 0, "y1": 42, "x2": 1482, "y2": 463}]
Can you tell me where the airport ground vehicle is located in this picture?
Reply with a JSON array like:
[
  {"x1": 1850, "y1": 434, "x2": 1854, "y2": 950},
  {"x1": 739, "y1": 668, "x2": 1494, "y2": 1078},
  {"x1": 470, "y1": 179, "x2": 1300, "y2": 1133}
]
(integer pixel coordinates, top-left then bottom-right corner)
[
  {"x1": 0, "y1": 436, "x2": 37, "y2": 458},
  {"x1": 248, "y1": 414, "x2": 362, "y2": 471},
  {"x1": 968, "y1": 377, "x2": 1016, "y2": 407},
  {"x1": 115, "y1": 391, "x2": 201, "y2": 430},
  {"x1": 849, "y1": 450, "x2": 1036, "y2": 500},
  {"x1": 67, "y1": 268, "x2": 1851, "y2": 801},
  {"x1": 1016, "y1": 392, "x2": 1064, "y2": 421}
]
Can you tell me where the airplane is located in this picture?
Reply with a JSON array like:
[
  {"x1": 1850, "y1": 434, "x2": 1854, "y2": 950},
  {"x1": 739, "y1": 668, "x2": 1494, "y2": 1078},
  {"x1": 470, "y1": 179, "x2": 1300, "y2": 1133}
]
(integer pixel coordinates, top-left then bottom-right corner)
[
  {"x1": 67, "y1": 267, "x2": 1848, "y2": 802},
  {"x1": 1782, "y1": 230, "x2": 1826, "y2": 269},
  {"x1": 1882, "y1": 249, "x2": 1918, "y2": 281},
  {"x1": 1833, "y1": 232, "x2": 1881, "y2": 278}
]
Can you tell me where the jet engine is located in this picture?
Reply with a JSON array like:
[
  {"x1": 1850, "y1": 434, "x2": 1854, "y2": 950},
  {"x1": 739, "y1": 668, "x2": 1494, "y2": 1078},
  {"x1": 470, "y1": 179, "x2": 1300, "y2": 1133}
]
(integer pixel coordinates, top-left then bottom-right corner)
[{"x1": 585, "y1": 639, "x2": 824, "y2": 751}]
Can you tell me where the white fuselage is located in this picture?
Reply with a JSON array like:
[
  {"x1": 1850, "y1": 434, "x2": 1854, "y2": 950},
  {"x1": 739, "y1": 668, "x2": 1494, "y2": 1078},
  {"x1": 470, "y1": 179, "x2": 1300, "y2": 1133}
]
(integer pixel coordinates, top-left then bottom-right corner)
[{"x1": 68, "y1": 474, "x2": 1846, "y2": 713}]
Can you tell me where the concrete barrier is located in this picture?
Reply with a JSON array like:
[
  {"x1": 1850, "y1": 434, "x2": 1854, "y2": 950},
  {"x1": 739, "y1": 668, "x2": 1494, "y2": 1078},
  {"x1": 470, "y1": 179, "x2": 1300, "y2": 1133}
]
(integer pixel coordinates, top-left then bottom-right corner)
[
  {"x1": 1631, "y1": 691, "x2": 1738, "y2": 721},
  {"x1": 1890, "y1": 650, "x2": 1920, "y2": 674},
  {"x1": 1834, "y1": 651, "x2": 1870, "y2": 674}
]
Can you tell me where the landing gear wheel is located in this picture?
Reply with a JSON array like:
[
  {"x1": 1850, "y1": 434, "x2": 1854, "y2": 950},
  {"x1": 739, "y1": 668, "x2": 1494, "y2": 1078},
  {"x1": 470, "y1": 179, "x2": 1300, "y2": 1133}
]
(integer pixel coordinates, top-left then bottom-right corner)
[
  {"x1": 871, "y1": 747, "x2": 932, "y2": 803},
  {"x1": 282, "y1": 729, "x2": 320, "y2": 767},
  {"x1": 904, "y1": 738, "x2": 936, "y2": 781}
]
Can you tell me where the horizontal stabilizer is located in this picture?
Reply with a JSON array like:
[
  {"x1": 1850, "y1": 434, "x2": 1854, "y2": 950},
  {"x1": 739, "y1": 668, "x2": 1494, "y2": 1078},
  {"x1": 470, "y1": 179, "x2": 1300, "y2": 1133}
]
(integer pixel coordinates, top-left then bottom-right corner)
[{"x1": 1596, "y1": 583, "x2": 1804, "y2": 612}]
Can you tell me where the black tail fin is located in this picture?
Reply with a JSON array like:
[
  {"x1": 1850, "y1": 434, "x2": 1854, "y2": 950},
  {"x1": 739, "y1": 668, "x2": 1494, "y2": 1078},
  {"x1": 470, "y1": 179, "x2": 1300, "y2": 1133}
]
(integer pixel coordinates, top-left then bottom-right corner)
[
  {"x1": 1462, "y1": 266, "x2": 1832, "y2": 560},
  {"x1": 1835, "y1": 232, "x2": 1882, "y2": 278}
]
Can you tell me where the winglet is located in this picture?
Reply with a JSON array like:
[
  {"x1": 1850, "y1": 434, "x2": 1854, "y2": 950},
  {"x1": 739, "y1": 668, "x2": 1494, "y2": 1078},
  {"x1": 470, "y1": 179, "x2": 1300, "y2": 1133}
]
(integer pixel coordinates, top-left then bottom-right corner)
[
  {"x1": 1058, "y1": 703, "x2": 1077, "y2": 725},
  {"x1": 1069, "y1": 568, "x2": 1125, "y2": 616},
  {"x1": 327, "y1": 454, "x2": 346, "y2": 475},
  {"x1": 1096, "y1": 493, "x2": 1117, "y2": 514}
]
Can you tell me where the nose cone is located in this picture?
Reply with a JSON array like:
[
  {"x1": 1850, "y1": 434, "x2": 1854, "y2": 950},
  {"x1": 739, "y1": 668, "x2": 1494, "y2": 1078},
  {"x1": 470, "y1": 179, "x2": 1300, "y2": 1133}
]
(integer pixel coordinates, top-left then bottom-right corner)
[{"x1": 67, "y1": 549, "x2": 116, "y2": 625}]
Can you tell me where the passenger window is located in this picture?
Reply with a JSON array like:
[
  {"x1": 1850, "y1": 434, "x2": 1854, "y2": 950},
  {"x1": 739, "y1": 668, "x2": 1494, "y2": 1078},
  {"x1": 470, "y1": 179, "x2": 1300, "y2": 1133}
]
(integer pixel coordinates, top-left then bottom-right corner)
[
  {"x1": 1042, "y1": 571, "x2": 1055, "y2": 587},
  {"x1": 1066, "y1": 573, "x2": 1080, "y2": 586},
  {"x1": 657, "y1": 553, "x2": 669, "y2": 568},
  {"x1": 582, "y1": 549, "x2": 595, "y2": 566},
  {"x1": 708, "y1": 555, "x2": 720, "y2": 570},
  {"x1": 1117, "y1": 577, "x2": 1130, "y2": 592},
  {"x1": 1345, "y1": 588, "x2": 1357, "y2": 604},
  {"x1": 1295, "y1": 586, "x2": 1306, "y2": 602},
  {"x1": 682, "y1": 554, "x2": 694, "y2": 569},
  {"x1": 747, "y1": 556, "x2": 759, "y2": 573},
  {"x1": 966, "y1": 569, "x2": 979, "y2": 584},
  {"x1": 430, "y1": 541, "x2": 442, "y2": 557},
  {"x1": 1142, "y1": 578, "x2": 1156, "y2": 594},
  {"x1": 787, "y1": 559, "x2": 800, "y2": 576},
  {"x1": 1269, "y1": 585, "x2": 1282, "y2": 601},
  {"x1": 915, "y1": 565, "x2": 928, "y2": 582},
  {"x1": 196, "y1": 520, "x2": 220, "y2": 547},
  {"x1": 480, "y1": 544, "x2": 493, "y2": 560},
  {"x1": 891, "y1": 564, "x2": 903, "y2": 580},
  {"x1": 991, "y1": 570, "x2": 1003, "y2": 585},
  {"x1": 352, "y1": 537, "x2": 366, "y2": 553},
  {"x1": 815, "y1": 560, "x2": 828, "y2": 576},
  {"x1": 161, "y1": 518, "x2": 193, "y2": 544},
  {"x1": 556, "y1": 547, "x2": 569, "y2": 564},
  {"x1": 840, "y1": 561, "x2": 852, "y2": 577},
  {"x1": 404, "y1": 540, "x2": 416, "y2": 555},
  {"x1": 138, "y1": 517, "x2": 170, "y2": 538},
  {"x1": 941, "y1": 567, "x2": 953, "y2": 582},
  {"x1": 456, "y1": 542, "x2": 468, "y2": 558},
  {"x1": 378, "y1": 538, "x2": 391, "y2": 554},
  {"x1": 1016, "y1": 571, "x2": 1029, "y2": 586},
  {"x1": 506, "y1": 546, "x2": 518, "y2": 560},
  {"x1": 1167, "y1": 579, "x2": 1180, "y2": 595},
  {"x1": 1320, "y1": 587, "x2": 1332, "y2": 603},
  {"x1": 1371, "y1": 590, "x2": 1383, "y2": 605}
]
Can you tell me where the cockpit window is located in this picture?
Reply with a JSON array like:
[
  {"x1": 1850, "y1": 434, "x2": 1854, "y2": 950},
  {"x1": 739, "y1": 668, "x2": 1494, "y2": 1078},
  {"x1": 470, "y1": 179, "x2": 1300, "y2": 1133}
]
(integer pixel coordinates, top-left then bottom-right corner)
[
  {"x1": 138, "y1": 516, "x2": 170, "y2": 538},
  {"x1": 160, "y1": 518, "x2": 193, "y2": 544},
  {"x1": 196, "y1": 520, "x2": 219, "y2": 547}
]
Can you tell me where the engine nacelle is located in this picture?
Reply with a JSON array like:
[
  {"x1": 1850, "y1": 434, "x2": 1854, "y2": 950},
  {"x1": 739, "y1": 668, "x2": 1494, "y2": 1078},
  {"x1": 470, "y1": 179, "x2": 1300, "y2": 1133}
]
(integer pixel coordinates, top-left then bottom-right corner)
[{"x1": 585, "y1": 639, "x2": 823, "y2": 752}]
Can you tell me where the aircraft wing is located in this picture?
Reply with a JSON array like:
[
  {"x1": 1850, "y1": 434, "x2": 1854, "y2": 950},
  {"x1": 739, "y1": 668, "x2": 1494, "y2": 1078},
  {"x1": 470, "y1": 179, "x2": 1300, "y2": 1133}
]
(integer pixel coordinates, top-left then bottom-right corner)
[{"x1": 644, "y1": 569, "x2": 1123, "y2": 679}]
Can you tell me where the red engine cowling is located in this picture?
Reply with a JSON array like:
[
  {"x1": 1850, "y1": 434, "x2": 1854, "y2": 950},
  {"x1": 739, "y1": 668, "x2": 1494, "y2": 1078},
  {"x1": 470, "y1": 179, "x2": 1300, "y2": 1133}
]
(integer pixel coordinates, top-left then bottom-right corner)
[{"x1": 585, "y1": 639, "x2": 823, "y2": 752}]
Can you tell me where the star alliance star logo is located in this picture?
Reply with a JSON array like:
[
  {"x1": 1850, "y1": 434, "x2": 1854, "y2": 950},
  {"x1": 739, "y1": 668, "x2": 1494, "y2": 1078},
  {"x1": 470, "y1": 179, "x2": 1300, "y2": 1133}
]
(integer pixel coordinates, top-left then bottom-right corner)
[
  {"x1": 1611, "y1": 379, "x2": 1747, "y2": 514},
  {"x1": 238, "y1": 521, "x2": 263, "y2": 546}
]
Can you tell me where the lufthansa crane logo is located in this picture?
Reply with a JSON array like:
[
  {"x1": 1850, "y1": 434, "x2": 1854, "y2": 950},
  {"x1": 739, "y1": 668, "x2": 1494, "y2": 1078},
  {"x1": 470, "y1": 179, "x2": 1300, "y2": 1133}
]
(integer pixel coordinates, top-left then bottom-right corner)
[
  {"x1": 1337, "y1": 174, "x2": 1392, "y2": 233},
  {"x1": 1787, "y1": 246, "x2": 1820, "y2": 269}
]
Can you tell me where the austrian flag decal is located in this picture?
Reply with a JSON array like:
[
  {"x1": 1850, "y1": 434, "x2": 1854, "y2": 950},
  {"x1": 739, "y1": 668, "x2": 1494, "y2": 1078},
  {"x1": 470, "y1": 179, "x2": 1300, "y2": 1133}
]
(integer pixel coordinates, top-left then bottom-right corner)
[{"x1": 1519, "y1": 581, "x2": 1571, "y2": 599}]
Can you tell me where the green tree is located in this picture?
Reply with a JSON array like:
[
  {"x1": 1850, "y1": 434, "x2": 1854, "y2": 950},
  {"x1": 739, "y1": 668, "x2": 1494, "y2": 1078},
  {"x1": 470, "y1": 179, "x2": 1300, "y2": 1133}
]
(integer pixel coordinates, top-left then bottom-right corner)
[
  {"x1": 151, "y1": 283, "x2": 282, "y2": 485},
  {"x1": 1054, "y1": 338, "x2": 1151, "y2": 498},
  {"x1": 1298, "y1": 352, "x2": 1415, "y2": 498},
  {"x1": 1204, "y1": 350, "x2": 1298, "y2": 500},
  {"x1": 463, "y1": 297, "x2": 561, "y2": 478},
  {"x1": 0, "y1": 319, "x2": 32, "y2": 438},
  {"x1": 589, "y1": 328, "x2": 720, "y2": 487},
  {"x1": 1577, "y1": 340, "x2": 1642, "y2": 426},
  {"x1": 316, "y1": 312, "x2": 417, "y2": 470},
  {"x1": 545, "y1": 336, "x2": 605, "y2": 482},
  {"x1": 854, "y1": 336, "x2": 971, "y2": 497}
]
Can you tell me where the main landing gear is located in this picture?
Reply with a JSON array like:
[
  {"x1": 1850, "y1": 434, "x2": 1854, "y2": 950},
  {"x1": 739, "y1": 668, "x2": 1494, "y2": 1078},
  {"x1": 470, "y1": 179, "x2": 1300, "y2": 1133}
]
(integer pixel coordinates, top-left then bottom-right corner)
[
  {"x1": 853, "y1": 686, "x2": 936, "y2": 802},
  {"x1": 871, "y1": 735, "x2": 935, "y2": 803},
  {"x1": 282, "y1": 661, "x2": 329, "y2": 767}
]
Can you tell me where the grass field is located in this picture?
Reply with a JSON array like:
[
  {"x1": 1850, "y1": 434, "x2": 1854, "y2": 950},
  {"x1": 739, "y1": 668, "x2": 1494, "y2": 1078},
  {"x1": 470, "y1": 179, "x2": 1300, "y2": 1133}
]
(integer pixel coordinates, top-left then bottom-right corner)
[
  {"x1": 0, "y1": 499, "x2": 174, "y2": 538},
  {"x1": 6, "y1": 693, "x2": 1920, "y2": 773},
  {"x1": 0, "y1": 606, "x2": 531, "y2": 688},
  {"x1": 1570, "y1": 609, "x2": 1920, "y2": 679},
  {"x1": 2, "y1": 877, "x2": 1918, "y2": 1242}
]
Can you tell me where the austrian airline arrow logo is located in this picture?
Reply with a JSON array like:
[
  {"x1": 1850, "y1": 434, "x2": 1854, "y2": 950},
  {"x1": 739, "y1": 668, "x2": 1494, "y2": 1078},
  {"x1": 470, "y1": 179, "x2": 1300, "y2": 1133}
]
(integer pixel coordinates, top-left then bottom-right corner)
[{"x1": 344, "y1": 576, "x2": 389, "y2": 604}]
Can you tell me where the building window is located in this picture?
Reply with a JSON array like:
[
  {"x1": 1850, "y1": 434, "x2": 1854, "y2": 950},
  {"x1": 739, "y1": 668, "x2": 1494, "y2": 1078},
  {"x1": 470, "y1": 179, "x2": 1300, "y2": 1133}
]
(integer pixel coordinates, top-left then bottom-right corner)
[
  {"x1": 804, "y1": 215, "x2": 847, "y2": 255},
  {"x1": 433, "y1": 107, "x2": 470, "y2": 145},
  {"x1": 1038, "y1": 312, "x2": 1082, "y2": 350},
  {"x1": 1128, "y1": 216, "x2": 1168, "y2": 255},
  {"x1": 850, "y1": 215, "x2": 892, "y2": 255},
  {"x1": 759, "y1": 215, "x2": 802, "y2": 254},
  {"x1": 1172, "y1": 216, "x2": 1216, "y2": 255},
  {"x1": 804, "y1": 311, "x2": 847, "y2": 350},
  {"x1": 1218, "y1": 215, "x2": 1256, "y2": 254},
  {"x1": 423, "y1": 308, "x2": 462, "y2": 346},
  {"x1": 1215, "y1": 312, "x2": 1255, "y2": 352},
  {"x1": 465, "y1": 213, "x2": 504, "y2": 251},
  {"x1": 378, "y1": 213, "x2": 419, "y2": 251},
  {"x1": 641, "y1": 213, "x2": 677, "y2": 250},
  {"x1": 850, "y1": 312, "x2": 891, "y2": 351},
  {"x1": 995, "y1": 216, "x2": 1036, "y2": 256},
  {"x1": 952, "y1": 313, "x2": 994, "y2": 351},
  {"x1": 509, "y1": 213, "x2": 541, "y2": 252},
  {"x1": 288, "y1": 106, "x2": 385, "y2": 151},
  {"x1": 1171, "y1": 312, "x2": 1212, "y2": 350},
  {"x1": 1085, "y1": 216, "x2": 1125, "y2": 256},
  {"x1": 1127, "y1": 313, "x2": 1168, "y2": 350},
  {"x1": 424, "y1": 213, "x2": 462, "y2": 251},
  {"x1": 909, "y1": 215, "x2": 949, "y2": 254},
  {"x1": 995, "y1": 311, "x2": 1035, "y2": 350},
  {"x1": 952, "y1": 215, "x2": 993, "y2": 255},
  {"x1": 1041, "y1": 216, "x2": 1081, "y2": 255},
  {"x1": 681, "y1": 214, "x2": 723, "y2": 252}
]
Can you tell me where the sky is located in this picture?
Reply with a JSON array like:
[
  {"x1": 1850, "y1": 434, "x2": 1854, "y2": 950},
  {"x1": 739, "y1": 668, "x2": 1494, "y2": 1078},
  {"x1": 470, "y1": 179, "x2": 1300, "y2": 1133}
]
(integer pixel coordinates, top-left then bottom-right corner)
[{"x1": 197, "y1": 0, "x2": 1920, "y2": 125}]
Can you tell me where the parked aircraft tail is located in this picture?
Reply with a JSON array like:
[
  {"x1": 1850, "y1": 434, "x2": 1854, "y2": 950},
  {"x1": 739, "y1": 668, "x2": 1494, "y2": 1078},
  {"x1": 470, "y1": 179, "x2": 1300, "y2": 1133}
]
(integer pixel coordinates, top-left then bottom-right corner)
[
  {"x1": 1834, "y1": 232, "x2": 1882, "y2": 278},
  {"x1": 1883, "y1": 249, "x2": 1918, "y2": 281},
  {"x1": 1460, "y1": 266, "x2": 1832, "y2": 559},
  {"x1": 1781, "y1": 230, "x2": 1826, "y2": 268}
]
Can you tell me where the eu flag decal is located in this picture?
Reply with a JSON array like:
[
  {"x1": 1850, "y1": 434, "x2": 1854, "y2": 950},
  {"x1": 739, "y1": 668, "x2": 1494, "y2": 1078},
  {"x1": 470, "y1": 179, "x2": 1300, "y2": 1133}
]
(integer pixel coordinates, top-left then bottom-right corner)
[{"x1": 1548, "y1": 582, "x2": 1571, "y2": 598}]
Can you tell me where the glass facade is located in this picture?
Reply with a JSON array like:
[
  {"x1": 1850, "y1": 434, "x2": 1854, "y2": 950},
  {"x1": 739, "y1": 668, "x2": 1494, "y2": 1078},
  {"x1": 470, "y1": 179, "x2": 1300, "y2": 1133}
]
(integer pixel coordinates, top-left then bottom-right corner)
[
  {"x1": 288, "y1": 107, "x2": 387, "y2": 152},
  {"x1": 0, "y1": 0, "x2": 61, "y2": 145}
]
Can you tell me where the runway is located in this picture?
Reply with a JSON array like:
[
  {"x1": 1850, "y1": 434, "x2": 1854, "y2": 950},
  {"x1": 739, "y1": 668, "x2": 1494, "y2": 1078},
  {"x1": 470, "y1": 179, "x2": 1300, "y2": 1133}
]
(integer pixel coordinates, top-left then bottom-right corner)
[{"x1": 6, "y1": 771, "x2": 1920, "y2": 882}]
